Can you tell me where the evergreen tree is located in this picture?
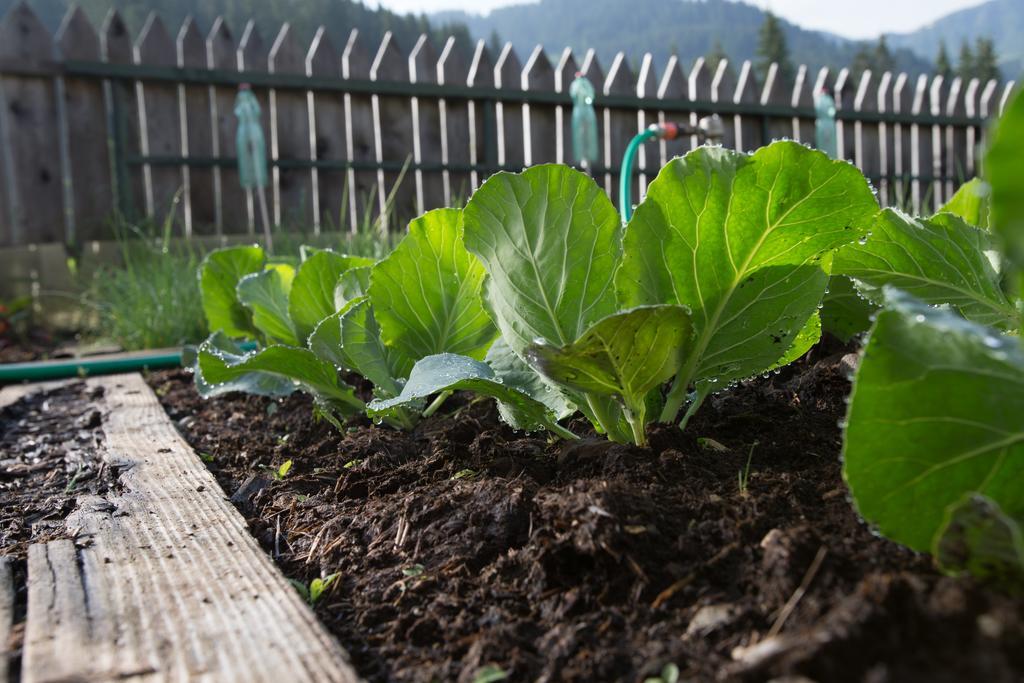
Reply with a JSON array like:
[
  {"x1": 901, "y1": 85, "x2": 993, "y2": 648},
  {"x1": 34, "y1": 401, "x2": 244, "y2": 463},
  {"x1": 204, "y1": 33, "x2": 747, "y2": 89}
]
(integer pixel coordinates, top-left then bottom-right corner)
[
  {"x1": 873, "y1": 36, "x2": 894, "y2": 74},
  {"x1": 973, "y1": 37, "x2": 1001, "y2": 82},
  {"x1": 935, "y1": 41, "x2": 953, "y2": 79},
  {"x1": 706, "y1": 40, "x2": 728, "y2": 72},
  {"x1": 957, "y1": 39, "x2": 976, "y2": 81},
  {"x1": 755, "y1": 12, "x2": 794, "y2": 84}
]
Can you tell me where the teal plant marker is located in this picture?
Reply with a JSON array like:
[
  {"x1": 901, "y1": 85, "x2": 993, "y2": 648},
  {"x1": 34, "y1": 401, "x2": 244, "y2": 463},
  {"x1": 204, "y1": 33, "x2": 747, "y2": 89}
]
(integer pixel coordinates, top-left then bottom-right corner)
[
  {"x1": 814, "y1": 87, "x2": 838, "y2": 159},
  {"x1": 235, "y1": 85, "x2": 273, "y2": 252},
  {"x1": 570, "y1": 73, "x2": 599, "y2": 169}
]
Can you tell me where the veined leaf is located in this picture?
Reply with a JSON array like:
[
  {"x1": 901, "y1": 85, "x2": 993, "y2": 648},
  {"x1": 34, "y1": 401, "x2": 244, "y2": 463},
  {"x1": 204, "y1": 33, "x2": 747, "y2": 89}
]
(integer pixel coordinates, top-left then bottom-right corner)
[
  {"x1": 939, "y1": 178, "x2": 990, "y2": 229},
  {"x1": 461, "y1": 165, "x2": 623, "y2": 357},
  {"x1": 369, "y1": 208, "x2": 496, "y2": 360},
  {"x1": 340, "y1": 298, "x2": 413, "y2": 396},
  {"x1": 526, "y1": 305, "x2": 692, "y2": 445},
  {"x1": 834, "y1": 209, "x2": 1016, "y2": 329},
  {"x1": 616, "y1": 141, "x2": 877, "y2": 422},
  {"x1": 820, "y1": 276, "x2": 876, "y2": 342},
  {"x1": 198, "y1": 338, "x2": 364, "y2": 417},
  {"x1": 368, "y1": 353, "x2": 576, "y2": 439},
  {"x1": 987, "y1": 89, "x2": 1024, "y2": 291},
  {"x1": 935, "y1": 494, "x2": 1024, "y2": 592},
  {"x1": 193, "y1": 332, "x2": 295, "y2": 398},
  {"x1": 843, "y1": 289, "x2": 1024, "y2": 551},
  {"x1": 485, "y1": 337, "x2": 575, "y2": 420},
  {"x1": 237, "y1": 268, "x2": 298, "y2": 345},
  {"x1": 199, "y1": 246, "x2": 265, "y2": 338},
  {"x1": 770, "y1": 311, "x2": 821, "y2": 370},
  {"x1": 308, "y1": 310, "x2": 351, "y2": 372},
  {"x1": 289, "y1": 251, "x2": 374, "y2": 343},
  {"x1": 334, "y1": 266, "x2": 372, "y2": 311}
]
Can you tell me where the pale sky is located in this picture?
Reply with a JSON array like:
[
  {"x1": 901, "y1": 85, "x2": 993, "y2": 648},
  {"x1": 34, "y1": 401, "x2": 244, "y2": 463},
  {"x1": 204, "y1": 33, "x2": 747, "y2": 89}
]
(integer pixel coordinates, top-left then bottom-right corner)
[{"x1": 367, "y1": 0, "x2": 990, "y2": 40}]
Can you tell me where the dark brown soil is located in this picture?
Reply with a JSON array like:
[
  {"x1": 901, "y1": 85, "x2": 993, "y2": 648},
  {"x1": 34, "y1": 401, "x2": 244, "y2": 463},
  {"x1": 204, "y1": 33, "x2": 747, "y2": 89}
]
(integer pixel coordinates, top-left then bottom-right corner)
[
  {"x1": 1, "y1": 381, "x2": 117, "y2": 680},
  {"x1": 146, "y1": 340, "x2": 1024, "y2": 683}
]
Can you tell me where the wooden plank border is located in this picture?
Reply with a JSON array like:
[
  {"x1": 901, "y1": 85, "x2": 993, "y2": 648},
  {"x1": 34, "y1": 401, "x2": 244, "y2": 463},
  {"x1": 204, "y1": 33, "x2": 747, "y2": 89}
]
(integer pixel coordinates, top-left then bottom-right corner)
[{"x1": 9, "y1": 373, "x2": 360, "y2": 683}]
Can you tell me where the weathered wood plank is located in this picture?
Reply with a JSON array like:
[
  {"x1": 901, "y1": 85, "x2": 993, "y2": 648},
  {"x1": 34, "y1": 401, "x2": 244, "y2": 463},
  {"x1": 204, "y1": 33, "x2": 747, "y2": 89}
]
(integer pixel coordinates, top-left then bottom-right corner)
[
  {"x1": 437, "y1": 36, "x2": 471, "y2": 203},
  {"x1": 19, "y1": 373, "x2": 359, "y2": 682},
  {"x1": 370, "y1": 31, "x2": 416, "y2": 231},
  {"x1": 177, "y1": 16, "x2": 215, "y2": 234},
  {"x1": 101, "y1": 9, "x2": 145, "y2": 222},
  {"x1": 307, "y1": 27, "x2": 346, "y2": 231},
  {"x1": 636, "y1": 52, "x2": 659, "y2": 192},
  {"x1": 657, "y1": 55, "x2": 688, "y2": 164},
  {"x1": 206, "y1": 17, "x2": 243, "y2": 235},
  {"x1": 55, "y1": 5, "x2": 113, "y2": 243},
  {"x1": 342, "y1": 29, "x2": 375, "y2": 230},
  {"x1": 602, "y1": 52, "x2": 635, "y2": 201},
  {"x1": 465, "y1": 40, "x2": 493, "y2": 192},
  {"x1": 521, "y1": 45, "x2": 556, "y2": 167},
  {"x1": 134, "y1": 13, "x2": 184, "y2": 228},
  {"x1": 409, "y1": 34, "x2": 444, "y2": 214},
  {"x1": 0, "y1": 556, "x2": 11, "y2": 681},
  {"x1": 0, "y1": 2, "x2": 65, "y2": 246},
  {"x1": 493, "y1": 42, "x2": 524, "y2": 171},
  {"x1": 269, "y1": 23, "x2": 313, "y2": 229}
]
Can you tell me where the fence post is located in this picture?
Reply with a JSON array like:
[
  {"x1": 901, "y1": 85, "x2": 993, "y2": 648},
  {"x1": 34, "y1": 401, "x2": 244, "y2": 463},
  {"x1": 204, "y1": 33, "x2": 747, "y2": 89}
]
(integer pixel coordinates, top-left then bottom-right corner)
[
  {"x1": 929, "y1": 75, "x2": 948, "y2": 209},
  {"x1": 963, "y1": 77, "x2": 981, "y2": 181},
  {"x1": 688, "y1": 57, "x2": 712, "y2": 150},
  {"x1": 268, "y1": 23, "x2": 312, "y2": 229},
  {"x1": 944, "y1": 76, "x2": 968, "y2": 200},
  {"x1": 791, "y1": 64, "x2": 814, "y2": 143},
  {"x1": 853, "y1": 71, "x2": 880, "y2": 198},
  {"x1": 522, "y1": 44, "x2": 556, "y2": 168},
  {"x1": 409, "y1": 34, "x2": 443, "y2": 214},
  {"x1": 656, "y1": 55, "x2": 688, "y2": 165},
  {"x1": 891, "y1": 73, "x2": 912, "y2": 209}
]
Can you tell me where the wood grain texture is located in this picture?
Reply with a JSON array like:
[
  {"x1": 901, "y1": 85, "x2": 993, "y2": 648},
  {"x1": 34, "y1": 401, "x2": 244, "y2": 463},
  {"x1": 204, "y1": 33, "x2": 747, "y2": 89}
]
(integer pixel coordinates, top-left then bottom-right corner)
[
  {"x1": 0, "y1": 556, "x2": 12, "y2": 682},
  {"x1": 18, "y1": 373, "x2": 360, "y2": 683}
]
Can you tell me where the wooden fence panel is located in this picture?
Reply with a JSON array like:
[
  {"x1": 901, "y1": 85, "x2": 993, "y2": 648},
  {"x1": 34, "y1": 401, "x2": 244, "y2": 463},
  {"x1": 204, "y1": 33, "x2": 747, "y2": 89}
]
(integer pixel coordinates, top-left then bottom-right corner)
[
  {"x1": 891, "y1": 73, "x2": 912, "y2": 210},
  {"x1": 688, "y1": 58, "x2": 712, "y2": 150},
  {"x1": 760, "y1": 62, "x2": 790, "y2": 144},
  {"x1": 554, "y1": 47, "x2": 577, "y2": 166},
  {"x1": 370, "y1": 32, "x2": 416, "y2": 231},
  {"x1": 604, "y1": 52, "x2": 636, "y2": 203},
  {"x1": 135, "y1": 14, "x2": 184, "y2": 229},
  {"x1": 523, "y1": 45, "x2": 557, "y2": 168},
  {"x1": 929, "y1": 75, "x2": 949, "y2": 209},
  {"x1": 733, "y1": 60, "x2": 760, "y2": 153},
  {"x1": 306, "y1": 28, "x2": 346, "y2": 231},
  {"x1": 657, "y1": 55, "x2": 689, "y2": 164},
  {"x1": 237, "y1": 20, "x2": 269, "y2": 233},
  {"x1": 465, "y1": 40, "x2": 493, "y2": 192},
  {"x1": 0, "y1": 3, "x2": 65, "y2": 246},
  {"x1": 206, "y1": 18, "x2": 242, "y2": 234},
  {"x1": 55, "y1": 6, "x2": 112, "y2": 243},
  {"x1": 853, "y1": 71, "x2": 881, "y2": 196},
  {"x1": 494, "y1": 42, "x2": 524, "y2": 171},
  {"x1": 791, "y1": 64, "x2": 814, "y2": 143},
  {"x1": 342, "y1": 29, "x2": 376, "y2": 230},
  {"x1": 410, "y1": 34, "x2": 444, "y2": 214},
  {"x1": 636, "y1": 53, "x2": 659, "y2": 193},
  {"x1": 268, "y1": 24, "x2": 312, "y2": 228},
  {"x1": 0, "y1": 4, "x2": 1015, "y2": 248},
  {"x1": 437, "y1": 36, "x2": 471, "y2": 204},
  {"x1": 177, "y1": 17, "x2": 215, "y2": 234},
  {"x1": 711, "y1": 59, "x2": 736, "y2": 149},
  {"x1": 944, "y1": 76, "x2": 968, "y2": 199}
]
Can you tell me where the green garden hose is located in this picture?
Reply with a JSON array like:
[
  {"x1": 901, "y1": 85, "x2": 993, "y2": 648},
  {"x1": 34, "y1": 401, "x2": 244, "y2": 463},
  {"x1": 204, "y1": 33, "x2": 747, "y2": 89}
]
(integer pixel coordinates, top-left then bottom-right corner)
[{"x1": 619, "y1": 126, "x2": 661, "y2": 223}]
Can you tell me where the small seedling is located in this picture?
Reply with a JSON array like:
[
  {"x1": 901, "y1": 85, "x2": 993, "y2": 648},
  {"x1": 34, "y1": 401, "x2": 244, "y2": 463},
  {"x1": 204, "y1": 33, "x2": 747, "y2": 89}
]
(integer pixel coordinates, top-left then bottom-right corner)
[
  {"x1": 271, "y1": 459, "x2": 293, "y2": 480},
  {"x1": 738, "y1": 442, "x2": 758, "y2": 496},
  {"x1": 402, "y1": 564, "x2": 425, "y2": 578},
  {"x1": 452, "y1": 468, "x2": 477, "y2": 480},
  {"x1": 471, "y1": 665, "x2": 509, "y2": 683},
  {"x1": 343, "y1": 458, "x2": 363, "y2": 469},
  {"x1": 199, "y1": 452, "x2": 215, "y2": 463},
  {"x1": 644, "y1": 663, "x2": 680, "y2": 683},
  {"x1": 289, "y1": 572, "x2": 339, "y2": 606},
  {"x1": 697, "y1": 437, "x2": 729, "y2": 452}
]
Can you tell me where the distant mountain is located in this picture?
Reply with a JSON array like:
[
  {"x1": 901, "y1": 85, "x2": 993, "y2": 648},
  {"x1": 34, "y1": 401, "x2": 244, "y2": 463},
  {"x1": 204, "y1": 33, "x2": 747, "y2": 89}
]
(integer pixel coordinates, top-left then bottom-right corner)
[
  {"x1": 435, "y1": 0, "x2": 934, "y2": 80},
  {"x1": 887, "y1": 0, "x2": 1023, "y2": 80}
]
